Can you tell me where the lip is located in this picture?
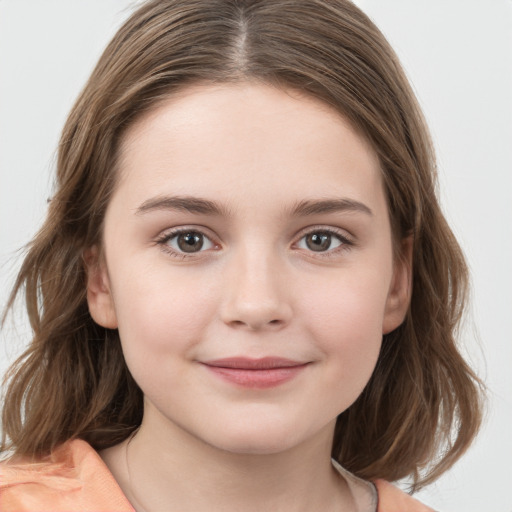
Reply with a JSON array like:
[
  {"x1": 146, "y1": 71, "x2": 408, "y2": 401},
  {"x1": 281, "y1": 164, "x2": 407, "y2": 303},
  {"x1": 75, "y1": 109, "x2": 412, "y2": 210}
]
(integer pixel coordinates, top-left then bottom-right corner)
[{"x1": 201, "y1": 357, "x2": 309, "y2": 388}]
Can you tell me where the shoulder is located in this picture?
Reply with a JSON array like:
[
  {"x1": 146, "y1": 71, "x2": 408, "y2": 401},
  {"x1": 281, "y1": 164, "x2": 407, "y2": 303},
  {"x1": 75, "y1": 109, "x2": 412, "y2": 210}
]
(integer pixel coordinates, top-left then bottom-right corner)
[
  {"x1": 0, "y1": 439, "x2": 134, "y2": 512},
  {"x1": 374, "y1": 479, "x2": 436, "y2": 512},
  {"x1": 331, "y1": 459, "x2": 434, "y2": 511}
]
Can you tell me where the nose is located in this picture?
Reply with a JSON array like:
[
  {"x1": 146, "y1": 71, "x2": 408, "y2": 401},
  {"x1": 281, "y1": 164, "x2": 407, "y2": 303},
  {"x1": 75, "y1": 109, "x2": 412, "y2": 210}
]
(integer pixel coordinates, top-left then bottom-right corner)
[{"x1": 219, "y1": 247, "x2": 293, "y2": 331}]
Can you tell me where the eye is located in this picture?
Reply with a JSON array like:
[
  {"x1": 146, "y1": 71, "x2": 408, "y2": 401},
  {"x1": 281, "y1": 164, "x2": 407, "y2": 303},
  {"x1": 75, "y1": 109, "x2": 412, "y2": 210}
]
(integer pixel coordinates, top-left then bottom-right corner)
[
  {"x1": 296, "y1": 230, "x2": 350, "y2": 253},
  {"x1": 158, "y1": 229, "x2": 215, "y2": 255}
]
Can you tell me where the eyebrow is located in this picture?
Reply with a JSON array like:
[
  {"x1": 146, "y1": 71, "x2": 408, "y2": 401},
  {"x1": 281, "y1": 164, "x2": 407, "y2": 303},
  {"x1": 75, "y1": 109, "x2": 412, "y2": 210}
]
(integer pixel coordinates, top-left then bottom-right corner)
[
  {"x1": 135, "y1": 195, "x2": 230, "y2": 217},
  {"x1": 135, "y1": 195, "x2": 373, "y2": 217},
  {"x1": 289, "y1": 198, "x2": 373, "y2": 217}
]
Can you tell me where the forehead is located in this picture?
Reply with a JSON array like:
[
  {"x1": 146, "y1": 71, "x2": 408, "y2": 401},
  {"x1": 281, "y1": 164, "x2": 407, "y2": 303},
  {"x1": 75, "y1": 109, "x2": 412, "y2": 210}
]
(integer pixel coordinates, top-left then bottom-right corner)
[{"x1": 114, "y1": 83, "x2": 384, "y2": 214}]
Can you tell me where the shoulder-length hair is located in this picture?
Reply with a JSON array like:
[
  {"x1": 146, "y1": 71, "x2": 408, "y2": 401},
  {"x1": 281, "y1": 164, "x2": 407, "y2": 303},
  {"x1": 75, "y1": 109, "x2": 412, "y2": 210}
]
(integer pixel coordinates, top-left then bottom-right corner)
[{"x1": 2, "y1": 0, "x2": 483, "y2": 489}]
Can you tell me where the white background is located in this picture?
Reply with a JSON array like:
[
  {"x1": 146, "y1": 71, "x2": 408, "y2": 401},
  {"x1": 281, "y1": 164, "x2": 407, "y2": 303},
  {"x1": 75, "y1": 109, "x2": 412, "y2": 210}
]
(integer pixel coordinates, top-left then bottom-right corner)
[{"x1": 1, "y1": 1, "x2": 511, "y2": 510}]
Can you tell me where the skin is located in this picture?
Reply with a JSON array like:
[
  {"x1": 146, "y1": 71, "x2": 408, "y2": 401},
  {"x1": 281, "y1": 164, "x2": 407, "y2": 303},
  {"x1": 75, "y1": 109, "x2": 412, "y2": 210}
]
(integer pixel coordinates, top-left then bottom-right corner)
[{"x1": 86, "y1": 83, "x2": 411, "y2": 512}]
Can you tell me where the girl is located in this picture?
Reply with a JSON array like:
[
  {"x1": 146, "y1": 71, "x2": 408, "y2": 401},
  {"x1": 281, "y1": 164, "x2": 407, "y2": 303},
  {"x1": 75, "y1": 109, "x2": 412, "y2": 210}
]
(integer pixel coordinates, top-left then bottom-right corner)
[{"x1": 0, "y1": 1, "x2": 483, "y2": 511}]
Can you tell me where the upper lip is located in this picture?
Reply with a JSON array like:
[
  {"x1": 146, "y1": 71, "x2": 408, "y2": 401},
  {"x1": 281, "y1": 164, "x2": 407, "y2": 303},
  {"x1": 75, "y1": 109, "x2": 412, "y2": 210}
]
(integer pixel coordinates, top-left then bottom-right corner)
[{"x1": 202, "y1": 357, "x2": 308, "y2": 370}]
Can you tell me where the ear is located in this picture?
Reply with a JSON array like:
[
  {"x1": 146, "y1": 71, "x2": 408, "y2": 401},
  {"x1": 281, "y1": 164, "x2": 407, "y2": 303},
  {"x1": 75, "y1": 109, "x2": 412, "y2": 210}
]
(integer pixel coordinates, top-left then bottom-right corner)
[
  {"x1": 382, "y1": 236, "x2": 413, "y2": 334},
  {"x1": 83, "y1": 246, "x2": 118, "y2": 329}
]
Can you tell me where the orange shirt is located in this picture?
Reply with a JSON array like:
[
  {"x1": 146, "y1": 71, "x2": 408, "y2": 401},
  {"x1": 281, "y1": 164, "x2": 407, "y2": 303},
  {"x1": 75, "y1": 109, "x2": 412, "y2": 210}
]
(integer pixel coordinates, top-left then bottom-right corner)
[{"x1": 0, "y1": 439, "x2": 433, "y2": 511}]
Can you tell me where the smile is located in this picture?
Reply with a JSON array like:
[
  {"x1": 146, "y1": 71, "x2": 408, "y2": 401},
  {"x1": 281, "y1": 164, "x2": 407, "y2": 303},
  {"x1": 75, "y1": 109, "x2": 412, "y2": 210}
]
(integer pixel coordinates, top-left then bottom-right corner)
[{"x1": 201, "y1": 357, "x2": 310, "y2": 389}]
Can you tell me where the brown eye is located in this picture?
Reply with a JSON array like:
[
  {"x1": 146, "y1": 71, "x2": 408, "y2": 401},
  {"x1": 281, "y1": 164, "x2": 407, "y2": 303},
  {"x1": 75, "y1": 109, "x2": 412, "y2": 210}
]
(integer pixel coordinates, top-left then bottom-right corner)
[
  {"x1": 176, "y1": 232, "x2": 204, "y2": 252},
  {"x1": 297, "y1": 231, "x2": 346, "y2": 253},
  {"x1": 305, "y1": 232, "x2": 332, "y2": 251},
  {"x1": 160, "y1": 230, "x2": 214, "y2": 255}
]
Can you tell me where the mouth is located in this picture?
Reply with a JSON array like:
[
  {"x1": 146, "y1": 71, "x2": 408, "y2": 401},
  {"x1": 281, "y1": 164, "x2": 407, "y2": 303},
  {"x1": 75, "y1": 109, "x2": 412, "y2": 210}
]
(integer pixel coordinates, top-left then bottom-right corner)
[{"x1": 200, "y1": 357, "x2": 310, "y2": 388}]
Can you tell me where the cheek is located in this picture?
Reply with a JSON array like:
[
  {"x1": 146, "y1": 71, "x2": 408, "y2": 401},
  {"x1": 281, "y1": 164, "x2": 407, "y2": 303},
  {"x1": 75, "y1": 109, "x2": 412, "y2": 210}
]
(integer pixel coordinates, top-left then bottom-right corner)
[
  {"x1": 110, "y1": 261, "x2": 220, "y2": 365},
  {"x1": 299, "y1": 268, "x2": 390, "y2": 389},
  {"x1": 302, "y1": 265, "x2": 390, "y2": 336}
]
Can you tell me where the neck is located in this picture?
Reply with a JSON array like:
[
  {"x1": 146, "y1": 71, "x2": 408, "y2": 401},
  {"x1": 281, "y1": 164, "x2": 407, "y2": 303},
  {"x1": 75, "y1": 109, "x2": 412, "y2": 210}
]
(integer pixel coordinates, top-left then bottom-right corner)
[{"x1": 103, "y1": 407, "x2": 354, "y2": 512}]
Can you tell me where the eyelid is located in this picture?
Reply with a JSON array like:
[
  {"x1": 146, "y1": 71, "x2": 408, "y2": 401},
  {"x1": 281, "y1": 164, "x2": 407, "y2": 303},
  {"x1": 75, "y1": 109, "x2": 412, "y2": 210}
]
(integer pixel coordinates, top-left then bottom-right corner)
[
  {"x1": 154, "y1": 224, "x2": 355, "y2": 260},
  {"x1": 155, "y1": 226, "x2": 220, "y2": 259},
  {"x1": 292, "y1": 225, "x2": 355, "y2": 254}
]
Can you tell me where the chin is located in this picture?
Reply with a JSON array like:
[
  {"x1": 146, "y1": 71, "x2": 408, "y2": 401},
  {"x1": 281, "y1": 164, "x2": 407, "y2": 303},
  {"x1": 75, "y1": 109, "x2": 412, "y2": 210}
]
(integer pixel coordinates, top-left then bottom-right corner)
[{"x1": 200, "y1": 421, "x2": 312, "y2": 457}]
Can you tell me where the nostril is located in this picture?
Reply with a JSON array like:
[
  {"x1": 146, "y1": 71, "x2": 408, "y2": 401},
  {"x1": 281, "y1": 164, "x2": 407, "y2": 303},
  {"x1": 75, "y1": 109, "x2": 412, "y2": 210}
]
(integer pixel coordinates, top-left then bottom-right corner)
[
  {"x1": 220, "y1": 298, "x2": 293, "y2": 331},
  {"x1": 227, "y1": 318, "x2": 284, "y2": 330}
]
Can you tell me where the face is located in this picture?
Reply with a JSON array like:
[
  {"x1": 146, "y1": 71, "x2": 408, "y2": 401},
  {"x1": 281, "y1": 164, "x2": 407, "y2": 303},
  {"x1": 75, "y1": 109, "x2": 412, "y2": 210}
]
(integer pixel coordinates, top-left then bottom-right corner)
[{"x1": 87, "y1": 83, "x2": 410, "y2": 455}]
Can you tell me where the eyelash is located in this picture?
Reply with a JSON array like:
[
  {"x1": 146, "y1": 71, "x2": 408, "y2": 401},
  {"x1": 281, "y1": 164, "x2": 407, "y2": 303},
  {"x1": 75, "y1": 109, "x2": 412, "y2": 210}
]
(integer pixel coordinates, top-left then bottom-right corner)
[{"x1": 155, "y1": 226, "x2": 354, "y2": 260}]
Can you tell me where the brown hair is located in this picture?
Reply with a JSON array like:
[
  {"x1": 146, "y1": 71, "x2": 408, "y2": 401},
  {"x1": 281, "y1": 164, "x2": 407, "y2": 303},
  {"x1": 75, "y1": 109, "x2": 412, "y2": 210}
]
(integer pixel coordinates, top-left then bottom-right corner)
[{"x1": 1, "y1": 0, "x2": 483, "y2": 489}]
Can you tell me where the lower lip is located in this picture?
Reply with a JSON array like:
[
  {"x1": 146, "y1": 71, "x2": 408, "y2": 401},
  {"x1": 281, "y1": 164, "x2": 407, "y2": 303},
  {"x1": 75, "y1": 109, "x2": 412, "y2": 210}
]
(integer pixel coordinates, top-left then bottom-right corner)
[{"x1": 203, "y1": 364, "x2": 308, "y2": 389}]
